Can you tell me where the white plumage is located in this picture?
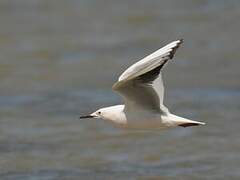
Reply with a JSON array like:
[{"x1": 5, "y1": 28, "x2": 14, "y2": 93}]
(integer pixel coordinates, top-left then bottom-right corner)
[{"x1": 80, "y1": 39, "x2": 205, "y2": 130}]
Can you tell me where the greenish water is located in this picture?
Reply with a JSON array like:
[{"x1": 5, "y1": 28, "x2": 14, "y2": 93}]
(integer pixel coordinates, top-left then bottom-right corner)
[{"x1": 0, "y1": 0, "x2": 240, "y2": 179}]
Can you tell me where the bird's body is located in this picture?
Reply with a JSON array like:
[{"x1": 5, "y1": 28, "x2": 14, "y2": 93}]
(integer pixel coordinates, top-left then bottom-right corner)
[
  {"x1": 96, "y1": 104, "x2": 204, "y2": 129},
  {"x1": 80, "y1": 39, "x2": 205, "y2": 130}
]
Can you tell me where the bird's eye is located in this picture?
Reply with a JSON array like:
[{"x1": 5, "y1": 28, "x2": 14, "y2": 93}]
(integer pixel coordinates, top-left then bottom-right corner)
[{"x1": 98, "y1": 111, "x2": 101, "y2": 114}]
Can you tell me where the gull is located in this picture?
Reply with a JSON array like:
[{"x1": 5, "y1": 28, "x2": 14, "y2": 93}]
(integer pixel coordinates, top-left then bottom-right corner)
[{"x1": 80, "y1": 39, "x2": 205, "y2": 129}]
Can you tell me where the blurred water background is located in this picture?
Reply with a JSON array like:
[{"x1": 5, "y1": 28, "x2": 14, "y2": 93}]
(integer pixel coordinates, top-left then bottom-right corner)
[{"x1": 0, "y1": 0, "x2": 240, "y2": 179}]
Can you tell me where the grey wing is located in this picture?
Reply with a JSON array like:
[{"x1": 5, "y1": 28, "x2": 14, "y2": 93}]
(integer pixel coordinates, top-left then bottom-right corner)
[
  {"x1": 112, "y1": 39, "x2": 183, "y2": 114},
  {"x1": 113, "y1": 63, "x2": 168, "y2": 113}
]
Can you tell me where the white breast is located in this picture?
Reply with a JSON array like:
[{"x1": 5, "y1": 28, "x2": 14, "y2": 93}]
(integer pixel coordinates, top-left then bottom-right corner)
[{"x1": 124, "y1": 110, "x2": 166, "y2": 129}]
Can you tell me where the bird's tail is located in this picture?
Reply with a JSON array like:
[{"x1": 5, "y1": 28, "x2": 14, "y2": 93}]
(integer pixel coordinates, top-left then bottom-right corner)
[{"x1": 168, "y1": 114, "x2": 205, "y2": 128}]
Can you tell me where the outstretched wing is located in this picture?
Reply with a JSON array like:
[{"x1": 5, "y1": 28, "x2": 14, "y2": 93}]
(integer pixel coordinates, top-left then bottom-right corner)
[{"x1": 113, "y1": 39, "x2": 183, "y2": 113}]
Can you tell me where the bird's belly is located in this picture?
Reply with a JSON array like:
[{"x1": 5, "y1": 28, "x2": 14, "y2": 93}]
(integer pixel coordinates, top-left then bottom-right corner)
[
  {"x1": 125, "y1": 116, "x2": 169, "y2": 130},
  {"x1": 128, "y1": 123, "x2": 165, "y2": 130}
]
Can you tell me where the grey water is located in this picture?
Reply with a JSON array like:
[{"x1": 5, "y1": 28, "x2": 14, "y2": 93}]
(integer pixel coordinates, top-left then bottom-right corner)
[{"x1": 0, "y1": 0, "x2": 240, "y2": 179}]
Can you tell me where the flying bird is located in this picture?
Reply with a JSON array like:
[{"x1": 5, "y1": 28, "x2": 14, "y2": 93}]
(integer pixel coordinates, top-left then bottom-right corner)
[{"x1": 80, "y1": 40, "x2": 205, "y2": 129}]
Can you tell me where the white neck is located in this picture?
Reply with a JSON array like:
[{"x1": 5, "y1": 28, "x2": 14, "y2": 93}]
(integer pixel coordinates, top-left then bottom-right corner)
[{"x1": 101, "y1": 105, "x2": 127, "y2": 125}]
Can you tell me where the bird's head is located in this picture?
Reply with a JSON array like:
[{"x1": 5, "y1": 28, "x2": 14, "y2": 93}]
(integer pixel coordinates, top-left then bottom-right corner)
[
  {"x1": 79, "y1": 105, "x2": 125, "y2": 122},
  {"x1": 79, "y1": 107, "x2": 112, "y2": 120}
]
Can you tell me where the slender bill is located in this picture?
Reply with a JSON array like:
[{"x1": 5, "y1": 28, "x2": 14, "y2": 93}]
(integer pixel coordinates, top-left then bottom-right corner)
[{"x1": 79, "y1": 115, "x2": 95, "y2": 119}]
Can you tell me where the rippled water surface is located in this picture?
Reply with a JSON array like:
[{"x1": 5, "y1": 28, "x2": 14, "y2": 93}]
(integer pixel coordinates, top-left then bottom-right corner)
[{"x1": 0, "y1": 0, "x2": 240, "y2": 179}]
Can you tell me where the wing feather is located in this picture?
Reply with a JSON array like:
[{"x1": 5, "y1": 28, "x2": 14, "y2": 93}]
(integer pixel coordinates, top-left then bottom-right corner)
[
  {"x1": 116, "y1": 39, "x2": 183, "y2": 82},
  {"x1": 113, "y1": 39, "x2": 183, "y2": 113}
]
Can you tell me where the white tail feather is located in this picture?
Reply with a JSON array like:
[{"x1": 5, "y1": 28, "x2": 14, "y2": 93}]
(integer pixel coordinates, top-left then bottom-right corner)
[{"x1": 167, "y1": 114, "x2": 205, "y2": 127}]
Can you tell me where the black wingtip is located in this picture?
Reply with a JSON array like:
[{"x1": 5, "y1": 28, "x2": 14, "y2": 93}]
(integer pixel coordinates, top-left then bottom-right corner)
[
  {"x1": 179, "y1": 38, "x2": 184, "y2": 43},
  {"x1": 169, "y1": 39, "x2": 184, "y2": 59},
  {"x1": 178, "y1": 123, "x2": 200, "y2": 128}
]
